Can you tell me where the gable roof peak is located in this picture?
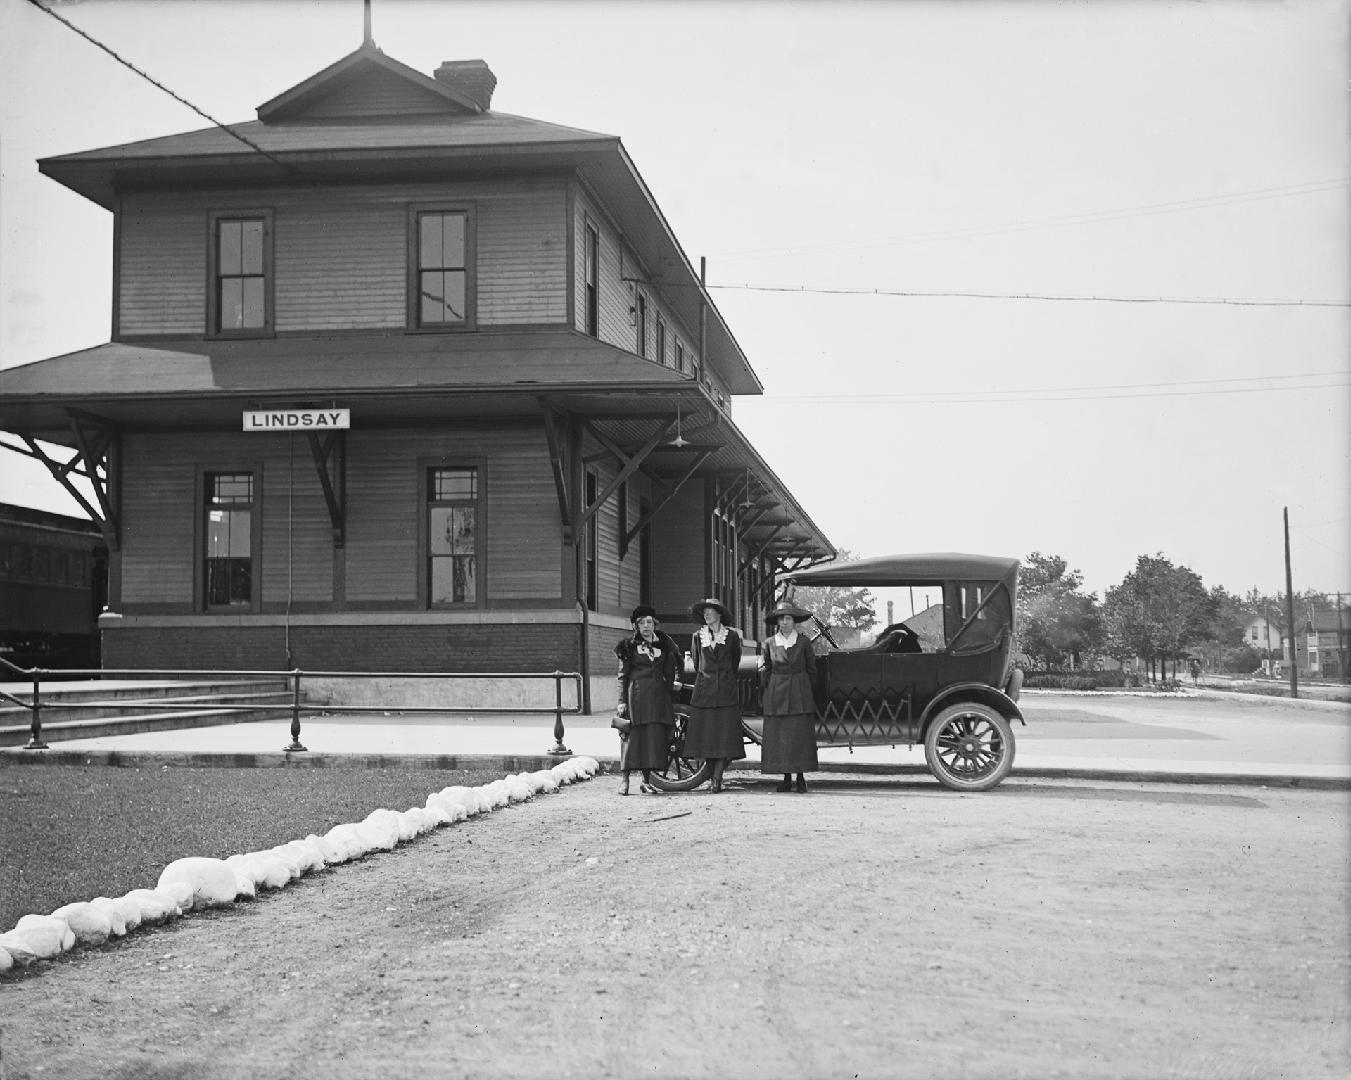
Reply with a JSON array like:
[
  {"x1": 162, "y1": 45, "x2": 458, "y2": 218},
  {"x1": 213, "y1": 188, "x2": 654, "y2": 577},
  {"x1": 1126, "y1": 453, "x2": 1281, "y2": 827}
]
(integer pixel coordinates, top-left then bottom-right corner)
[{"x1": 257, "y1": 43, "x2": 487, "y2": 123}]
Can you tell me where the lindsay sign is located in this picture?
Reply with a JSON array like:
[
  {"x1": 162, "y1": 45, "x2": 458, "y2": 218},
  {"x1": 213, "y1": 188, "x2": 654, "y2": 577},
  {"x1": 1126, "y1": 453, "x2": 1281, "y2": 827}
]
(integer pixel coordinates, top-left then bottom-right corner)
[{"x1": 243, "y1": 409, "x2": 350, "y2": 431}]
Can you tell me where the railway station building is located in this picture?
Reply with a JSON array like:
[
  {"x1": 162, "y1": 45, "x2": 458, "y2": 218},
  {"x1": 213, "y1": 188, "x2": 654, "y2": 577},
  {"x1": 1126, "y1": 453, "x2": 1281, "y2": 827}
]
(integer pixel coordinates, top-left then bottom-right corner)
[{"x1": 0, "y1": 43, "x2": 833, "y2": 712}]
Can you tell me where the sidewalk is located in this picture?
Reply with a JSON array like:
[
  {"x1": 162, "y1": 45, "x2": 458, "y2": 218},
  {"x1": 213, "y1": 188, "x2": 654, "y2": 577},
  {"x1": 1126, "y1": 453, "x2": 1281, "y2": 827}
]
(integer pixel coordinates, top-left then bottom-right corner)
[{"x1": 3, "y1": 689, "x2": 1348, "y2": 788}]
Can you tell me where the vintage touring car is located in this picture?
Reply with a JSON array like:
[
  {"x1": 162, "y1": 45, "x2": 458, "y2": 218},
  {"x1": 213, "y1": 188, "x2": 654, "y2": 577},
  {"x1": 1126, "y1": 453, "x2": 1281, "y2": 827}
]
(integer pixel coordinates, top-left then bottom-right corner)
[{"x1": 654, "y1": 553, "x2": 1025, "y2": 792}]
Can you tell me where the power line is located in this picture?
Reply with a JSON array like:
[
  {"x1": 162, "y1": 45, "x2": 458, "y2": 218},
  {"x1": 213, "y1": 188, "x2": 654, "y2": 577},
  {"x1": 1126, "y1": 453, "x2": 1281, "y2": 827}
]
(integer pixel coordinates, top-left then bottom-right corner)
[
  {"x1": 707, "y1": 283, "x2": 1350, "y2": 308},
  {"x1": 758, "y1": 373, "x2": 1351, "y2": 405},
  {"x1": 26, "y1": 0, "x2": 297, "y2": 177},
  {"x1": 710, "y1": 177, "x2": 1348, "y2": 262}
]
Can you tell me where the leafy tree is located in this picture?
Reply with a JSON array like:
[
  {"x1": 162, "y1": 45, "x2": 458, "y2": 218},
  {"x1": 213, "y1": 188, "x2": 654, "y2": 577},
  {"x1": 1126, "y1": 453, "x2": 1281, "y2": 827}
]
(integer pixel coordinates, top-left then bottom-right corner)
[
  {"x1": 1103, "y1": 553, "x2": 1215, "y2": 680},
  {"x1": 1015, "y1": 551, "x2": 1102, "y2": 669},
  {"x1": 791, "y1": 549, "x2": 878, "y2": 633}
]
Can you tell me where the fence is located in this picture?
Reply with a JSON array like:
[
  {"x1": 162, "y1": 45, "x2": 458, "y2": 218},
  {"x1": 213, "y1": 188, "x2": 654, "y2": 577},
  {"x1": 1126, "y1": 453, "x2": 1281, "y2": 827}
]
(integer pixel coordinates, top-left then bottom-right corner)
[{"x1": 0, "y1": 657, "x2": 583, "y2": 755}]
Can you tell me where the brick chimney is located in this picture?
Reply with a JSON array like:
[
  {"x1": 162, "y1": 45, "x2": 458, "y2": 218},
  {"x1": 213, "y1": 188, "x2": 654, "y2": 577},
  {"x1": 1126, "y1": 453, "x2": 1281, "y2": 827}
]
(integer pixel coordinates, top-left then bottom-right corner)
[{"x1": 434, "y1": 60, "x2": 497, "y2": 111}]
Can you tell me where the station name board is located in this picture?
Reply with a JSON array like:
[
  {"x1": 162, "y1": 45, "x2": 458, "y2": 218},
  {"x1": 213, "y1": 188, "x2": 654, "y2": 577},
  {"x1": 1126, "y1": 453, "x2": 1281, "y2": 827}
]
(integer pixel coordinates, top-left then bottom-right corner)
[{"x1": 243, "y1": 409, "x2": 350, "y2": 431}]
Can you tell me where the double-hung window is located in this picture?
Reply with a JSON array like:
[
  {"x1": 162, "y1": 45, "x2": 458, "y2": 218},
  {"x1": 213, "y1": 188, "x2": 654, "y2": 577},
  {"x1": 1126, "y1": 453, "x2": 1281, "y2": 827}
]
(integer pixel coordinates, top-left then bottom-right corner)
[
  {"x1": 428, "y1": 467, "x2": 479, "y2": 605},
  {"x1": 635, "y1": 294, "x2": 648, "y2": 357},
  {"x1": 583, "y1": 224, "x2": 600, "y2": 336},
  {"x1": 204, "y1": 472, "x2": 254, "y2": 608},
  {"x1": 209, "y1": 211, "x2": 272, "y2": 335},
  {"x1": 656, "y1": 316, "x2": 666, "y2": 366},
  {"x1": 412, "y1": 208, "x2": 475, "y2": 329}
]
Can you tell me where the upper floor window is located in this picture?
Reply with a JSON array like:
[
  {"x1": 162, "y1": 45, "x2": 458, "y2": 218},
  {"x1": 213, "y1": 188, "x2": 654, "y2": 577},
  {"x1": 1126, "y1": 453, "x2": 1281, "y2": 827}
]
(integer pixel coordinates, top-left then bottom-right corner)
[
  {"x1": 675, "y1": 340, "x2": 684, "y2": 373},
  {"x1": 413, "y1": 208, "x2": 474, "y2": 330},
  {"x1": 428, "y1": 467, "x2": 479, "y2": 605},
  {"x1": 635, "y1": 293, "x2": 648, "y2": 357},
  {"x1": 210, "y1": 212, "x2": 272, "y2": 335},
  {"x1": 204, "y1": 471, "x2": 254, "y2": 609},
  {"x1": 584, "y1": 224, "x2": 599, "y2": 337},
  {"x1": 656, "y1": 316, "x2": 666, "y2": 366}
]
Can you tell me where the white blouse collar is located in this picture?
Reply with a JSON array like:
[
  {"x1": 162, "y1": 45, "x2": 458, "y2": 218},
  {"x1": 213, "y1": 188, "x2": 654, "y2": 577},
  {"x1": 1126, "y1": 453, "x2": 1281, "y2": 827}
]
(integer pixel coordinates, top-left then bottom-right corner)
[
  {"x1": 774, "y1": 629, "x2": 799, "y2": 647},
  {"x1": 699, "y1": 625, "x2": 729, "y2": 647}
]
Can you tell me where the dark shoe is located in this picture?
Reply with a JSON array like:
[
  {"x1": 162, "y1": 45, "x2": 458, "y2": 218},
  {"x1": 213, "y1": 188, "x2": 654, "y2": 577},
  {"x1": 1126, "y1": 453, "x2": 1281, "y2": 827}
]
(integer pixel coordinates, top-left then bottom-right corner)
[
  {"x1": 795, "y1": 776, "x2": 808, "y2": 793},
  {"x1": 640, "y1": 783, "x2": 660, "y2": 794},
  {"x1": 619, "y1": 783, "x2": 630, "y2": 796},
  {"x1": 775, "y1": 779, "x2": 793, "y2": 793}
]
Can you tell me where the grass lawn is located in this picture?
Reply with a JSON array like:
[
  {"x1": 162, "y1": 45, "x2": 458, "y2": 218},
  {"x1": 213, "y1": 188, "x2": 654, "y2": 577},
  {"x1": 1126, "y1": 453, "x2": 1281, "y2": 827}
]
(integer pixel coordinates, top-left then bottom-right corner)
[{"x1": 0, "y1": 763, "x2": 508, "y2": 929}]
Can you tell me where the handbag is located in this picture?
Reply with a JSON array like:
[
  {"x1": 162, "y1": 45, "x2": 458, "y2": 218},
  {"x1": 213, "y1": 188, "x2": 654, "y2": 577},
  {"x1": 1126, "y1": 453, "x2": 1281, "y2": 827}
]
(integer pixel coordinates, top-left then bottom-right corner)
[{"x1": 611, "y1": 711, "x2": 631, "y2": 736}]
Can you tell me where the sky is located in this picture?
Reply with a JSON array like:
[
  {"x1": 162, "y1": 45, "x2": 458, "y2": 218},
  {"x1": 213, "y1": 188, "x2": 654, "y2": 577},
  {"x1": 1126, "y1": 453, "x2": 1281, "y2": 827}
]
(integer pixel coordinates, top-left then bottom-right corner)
[{"x1": 1, "y1": 0, "x2": 1348, "y2": 601}]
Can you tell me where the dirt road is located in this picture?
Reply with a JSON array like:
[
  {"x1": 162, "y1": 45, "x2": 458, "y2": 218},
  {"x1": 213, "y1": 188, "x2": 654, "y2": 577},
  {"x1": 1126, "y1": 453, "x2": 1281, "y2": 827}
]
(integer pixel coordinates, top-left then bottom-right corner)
[{"x1": 2, "y1": 773, "x2": 1347, "y2": 1079}]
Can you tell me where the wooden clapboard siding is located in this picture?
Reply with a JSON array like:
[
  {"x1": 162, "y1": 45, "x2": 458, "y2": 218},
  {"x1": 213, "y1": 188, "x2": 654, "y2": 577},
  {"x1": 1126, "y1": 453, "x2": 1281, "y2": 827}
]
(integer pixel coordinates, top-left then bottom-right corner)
[
  {"x1": 650, "y1": 480, "x2": 707, "y2": 620},
  {"x1": 260, "y1": 447, "x2": 334, "y2": 603},
  {"x1": 573, "y1": 186, "x2": 698, "y2": 372},
  {"x1": 484, "y1": 427, "x2": 563, "y2": 600},
  {"x1": 118, "y1": 201, "x2": 204, "y2": 335},
  {"x1": 116, "y1": 181, "x2": 569, "y2": 336},
  {"x1": 299, "y1": 68, "x2": 459, "y2": 120},
  {"x1": 344, "y1": 423, "x2": 562, "y2": 605},
  {"x1": 587, "y1": 455, "x2": 622, "y2": 614},
  {"x1": 478, "y1": 190, "x2": 567, "y2": 325},
  {"x1": 344, "y1": 430, "x2": 419, "y2": 603},
  {"x1": 116, "y1": 433, "x2": 208, "y2": 606}
]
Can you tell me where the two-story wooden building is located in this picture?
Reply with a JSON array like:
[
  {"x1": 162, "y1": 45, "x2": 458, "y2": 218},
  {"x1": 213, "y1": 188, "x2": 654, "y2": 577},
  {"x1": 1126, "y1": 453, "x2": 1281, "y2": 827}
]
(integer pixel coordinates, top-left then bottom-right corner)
[{"x1": 0, "y1": 43, "x2": 833, "y2": 711}]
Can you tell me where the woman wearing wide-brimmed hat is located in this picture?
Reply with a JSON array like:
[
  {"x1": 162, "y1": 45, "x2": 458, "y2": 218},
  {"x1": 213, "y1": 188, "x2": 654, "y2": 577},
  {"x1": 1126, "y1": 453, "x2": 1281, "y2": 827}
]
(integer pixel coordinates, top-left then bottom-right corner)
[
  {"x1": 684, "y1": 597, "x2": 746, "y2": 793},
  {"x1": 614, "y1": 604, "x2": 682, "y2": 795},
  {"x1": 758, "y1": 599, "x2": 820, "y2": 792}
]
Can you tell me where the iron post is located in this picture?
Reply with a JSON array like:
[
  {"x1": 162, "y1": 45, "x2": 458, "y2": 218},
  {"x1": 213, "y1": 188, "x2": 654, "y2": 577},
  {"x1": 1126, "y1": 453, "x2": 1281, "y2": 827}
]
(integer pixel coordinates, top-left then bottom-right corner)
[
  {"x1": 23, "y1": 669, "x2": 47, "y2": 749},
  {"x1": 283, "y1": 668, "x2": 308, "y2": 751},
  {"x1": 547, "y1": 670, "x2": 571, "y2": 755}
]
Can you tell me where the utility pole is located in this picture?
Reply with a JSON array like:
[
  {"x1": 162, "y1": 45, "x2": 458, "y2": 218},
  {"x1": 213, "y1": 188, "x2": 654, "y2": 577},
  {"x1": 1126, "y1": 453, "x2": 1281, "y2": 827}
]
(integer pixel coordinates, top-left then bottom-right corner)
[
  {"x1": 1338, "y1": 591, "x2": 1347, "y2": 683},
  {"x1": 1284, "y1": 507, "x2": 1298, "y2": 699}
]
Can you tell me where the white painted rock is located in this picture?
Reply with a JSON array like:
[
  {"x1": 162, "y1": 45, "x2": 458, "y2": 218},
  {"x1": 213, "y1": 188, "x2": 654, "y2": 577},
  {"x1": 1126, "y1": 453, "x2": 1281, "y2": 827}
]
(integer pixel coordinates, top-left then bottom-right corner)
[
  {"x1": 0, "y1": 945, "x2": 12, "y2": 972},
  {"x1": 361, "y1": 809, "x2": 403, "y2": 850},
  {"x1": 90, "y1": 896, "x2": 131, "y2": 937},
  {"x1": 157, "y1": 857, "x2": 240, "y2": 910},
  {"x1": 573, "y1": 756, "x2": 599, "y2": 778},
  {"x1": 301, "y1": 833, "x2": 341, "y2": 865},
  {"x1": 49, "y1": 902, "x2": 114, "y2": 947},
  {"x1": 504, "y1": 774, "x2": 534, "y2": 803},
  {"x1": 0, "y1": 931, "x2": 39, "y2": 966},
  {"x1": 529, "y1": 769, "x2": 561, "y2": 794},
  {"x1": 323, "y1": 822, "x2": 371, "y2": 862},
  {"x1": 398, "y1": 806, "x2": 433, "y2": 839},
  {"x1": 276, "y1": 839, "x2": 327, "y2": 875},
  {"x1": 11, "y1": 914, "x2": 75, "y2": 958},
  {"x1": 122, "y1": 889, "x2": 181, "y2": 925}
]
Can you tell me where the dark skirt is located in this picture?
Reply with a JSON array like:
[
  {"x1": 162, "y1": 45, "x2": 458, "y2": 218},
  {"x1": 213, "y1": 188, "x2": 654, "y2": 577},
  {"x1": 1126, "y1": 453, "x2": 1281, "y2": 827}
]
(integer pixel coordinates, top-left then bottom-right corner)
[
  {"x1": 760, "y1": 712, "x2": 819, "y2": 773},
  {"x1": 620, "y1": 723, "x2": 671, "y2": 771},
  {"x1": 683, "y1": 704, "x2": 746, "y2": 760}
]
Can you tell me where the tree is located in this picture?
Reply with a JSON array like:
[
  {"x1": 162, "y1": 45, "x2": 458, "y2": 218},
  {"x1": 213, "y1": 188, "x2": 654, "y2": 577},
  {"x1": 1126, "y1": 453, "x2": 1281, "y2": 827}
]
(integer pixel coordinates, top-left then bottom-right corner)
[
  {"x1": 1015, "y1": 551, "x2": 1102, "y2": 669},
  {"x1": 791, "y1": 549, "x2": 878, "y2": 634},
  {"x1": 1103, "y1": 554, "x2": 1215, "y2": 680}
]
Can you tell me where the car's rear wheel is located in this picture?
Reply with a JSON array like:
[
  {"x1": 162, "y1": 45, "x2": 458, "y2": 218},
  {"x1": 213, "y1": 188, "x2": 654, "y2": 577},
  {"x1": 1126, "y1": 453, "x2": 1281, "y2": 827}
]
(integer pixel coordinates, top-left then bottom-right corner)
[
  {"x1": 646, "y1": 708, "x2": 713, "y2": 791},
  {"x1": 923, "y1": 701, "x2": 1015, "y2": 791}
]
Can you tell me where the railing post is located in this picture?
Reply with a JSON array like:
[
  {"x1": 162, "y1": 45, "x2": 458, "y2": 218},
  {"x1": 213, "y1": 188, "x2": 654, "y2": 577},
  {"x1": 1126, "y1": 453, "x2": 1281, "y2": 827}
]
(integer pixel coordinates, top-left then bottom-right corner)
[
  {"x1": 283, "y1": 668, "x2": 308, "y2": 752},
  {"x1": 24, "y1": 669, "x2": 47, "y2": 750},
  {"x1": 547, "y1": 670, "x2": 571, "y2": 756}
]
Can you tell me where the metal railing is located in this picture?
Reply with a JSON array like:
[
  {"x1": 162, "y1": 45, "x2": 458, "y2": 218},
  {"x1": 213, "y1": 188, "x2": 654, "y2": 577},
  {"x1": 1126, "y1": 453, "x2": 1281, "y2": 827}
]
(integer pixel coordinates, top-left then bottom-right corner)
[{"x1": 0, "y1": 657, "x2": 583, "y2": 756}]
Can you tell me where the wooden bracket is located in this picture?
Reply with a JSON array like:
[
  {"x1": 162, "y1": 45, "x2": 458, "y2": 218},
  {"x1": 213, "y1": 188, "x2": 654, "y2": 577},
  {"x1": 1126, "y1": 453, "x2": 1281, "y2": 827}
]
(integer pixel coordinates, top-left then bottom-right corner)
[{"x1": 305, "y1": 429, "x2": 346, "y2": 547}]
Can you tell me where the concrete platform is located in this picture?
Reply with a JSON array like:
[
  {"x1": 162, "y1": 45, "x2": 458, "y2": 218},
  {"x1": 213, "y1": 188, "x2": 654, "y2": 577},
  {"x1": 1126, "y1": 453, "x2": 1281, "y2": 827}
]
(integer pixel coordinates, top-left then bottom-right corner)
[{"x1": 3, "y1": 689, "x2": 1347, "y2": 789}]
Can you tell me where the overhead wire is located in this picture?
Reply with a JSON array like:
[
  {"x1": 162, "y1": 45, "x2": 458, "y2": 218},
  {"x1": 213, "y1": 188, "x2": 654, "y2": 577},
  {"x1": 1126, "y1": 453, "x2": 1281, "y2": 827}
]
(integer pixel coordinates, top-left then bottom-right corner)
[
  {"x1": 705, "y1": 283, "x2": 1350, "y2": 308},
  {"x1": 25, "y1": 0, "x2": 299, "y2": 178}
]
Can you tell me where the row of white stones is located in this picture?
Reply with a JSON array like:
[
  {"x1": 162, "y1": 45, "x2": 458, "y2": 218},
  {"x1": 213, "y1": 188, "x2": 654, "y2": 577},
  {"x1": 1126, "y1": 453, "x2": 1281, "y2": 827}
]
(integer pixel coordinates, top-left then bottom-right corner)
[{"x1": 0, "y1": 756, "x2": 600, "y2": 973}]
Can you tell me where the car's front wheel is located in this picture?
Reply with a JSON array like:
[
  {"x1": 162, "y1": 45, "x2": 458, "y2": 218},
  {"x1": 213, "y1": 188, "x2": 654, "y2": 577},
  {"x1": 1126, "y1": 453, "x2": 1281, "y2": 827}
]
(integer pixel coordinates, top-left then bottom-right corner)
[
  {"x1": 646, "y1": 708, "x2": 712, "y2": 791},
  {"x1": 923, "y1": 701, "x2": 1015, "y2": 791}
]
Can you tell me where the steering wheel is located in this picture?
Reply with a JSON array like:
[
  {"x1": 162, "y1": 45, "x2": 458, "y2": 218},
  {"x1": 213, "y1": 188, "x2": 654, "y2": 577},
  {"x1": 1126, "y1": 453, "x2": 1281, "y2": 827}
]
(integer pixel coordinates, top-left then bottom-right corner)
[{"x1": 812, "y1": 616, "x2": 840, "y2": 649}]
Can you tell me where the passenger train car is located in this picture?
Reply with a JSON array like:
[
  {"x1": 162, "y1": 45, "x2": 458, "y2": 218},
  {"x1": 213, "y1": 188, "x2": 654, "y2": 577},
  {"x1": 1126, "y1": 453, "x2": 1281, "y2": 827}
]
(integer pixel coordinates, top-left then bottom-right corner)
[{"x1": 0, "y1": 503, "x2": 107, "y2": 670}]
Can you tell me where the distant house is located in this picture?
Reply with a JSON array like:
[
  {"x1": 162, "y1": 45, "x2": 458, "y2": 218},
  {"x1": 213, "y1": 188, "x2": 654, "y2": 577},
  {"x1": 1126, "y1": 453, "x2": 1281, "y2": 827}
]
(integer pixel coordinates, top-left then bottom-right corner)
[
  {"x1": 0, "y1": 42, "x2": 833, "y2": 711},
  {"x1": 1281, "y1": 608, "x2": 1349, "y2": 680}
]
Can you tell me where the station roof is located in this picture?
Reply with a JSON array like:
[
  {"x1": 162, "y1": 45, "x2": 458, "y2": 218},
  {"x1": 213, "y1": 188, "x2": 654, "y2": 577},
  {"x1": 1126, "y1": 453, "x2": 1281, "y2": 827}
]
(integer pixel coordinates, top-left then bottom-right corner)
[{"x1": 35, "y1": 42, "x2": 761, "y2": 396}]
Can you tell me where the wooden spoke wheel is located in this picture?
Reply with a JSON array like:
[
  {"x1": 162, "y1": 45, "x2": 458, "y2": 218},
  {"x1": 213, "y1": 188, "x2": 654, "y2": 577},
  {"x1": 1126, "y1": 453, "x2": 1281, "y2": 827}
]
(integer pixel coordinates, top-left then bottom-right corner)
[
  {"x1": 646, "y1": 708, "x2": 713, "y2": 792},
  {"x1": 923, "y1": 701, "x2": 1015, "y2": 792}
]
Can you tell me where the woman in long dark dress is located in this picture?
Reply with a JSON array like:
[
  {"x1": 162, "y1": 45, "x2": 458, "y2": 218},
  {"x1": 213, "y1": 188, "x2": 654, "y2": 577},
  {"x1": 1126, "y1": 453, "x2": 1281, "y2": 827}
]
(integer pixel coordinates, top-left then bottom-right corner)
[
  {"x1": 758, "y1": 600, "x2": 819, "y2": 793},
  {"x1": 614, "y1": 604, "x2": 681, "y2": 795},
  {"x1": 684, "y1": 597, "x2": 746, "y2": 793}
]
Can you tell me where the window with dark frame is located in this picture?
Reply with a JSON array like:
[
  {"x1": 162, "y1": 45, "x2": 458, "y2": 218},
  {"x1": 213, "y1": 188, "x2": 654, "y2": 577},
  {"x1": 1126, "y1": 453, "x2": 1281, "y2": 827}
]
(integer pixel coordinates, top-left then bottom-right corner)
[
  {"x1": 204, "y1": 472, "x2": 254, "y2": 608},
  {"x1": 428, "y1": 467, "x2": 479, "y2": 605},
  {"x1": 584, "y1": 224, "x2": 599, "y2": 337},
  {"x1": 635, "y1": 294, "x2": 648, "y2": 357},
  {"x1": 213, "y1": 216, "x2": 268, "y2": 333},
  {"x1": 675, "y1": 340, "x2": 684, "y2": 373},
  {"x1": 416, "y1": 210, "x2": 470, "y2": 328},
  {"x1": 656, "y1": 316, "x2": 666, "y2": 366}
]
